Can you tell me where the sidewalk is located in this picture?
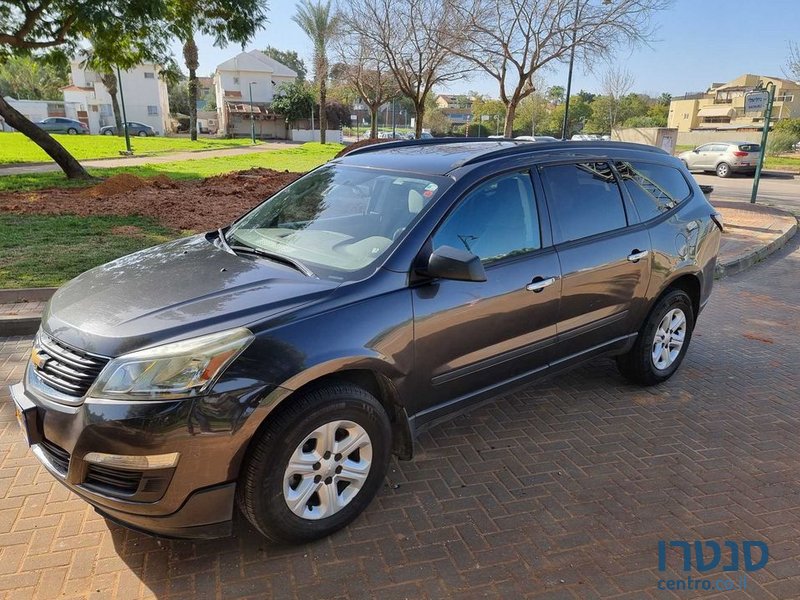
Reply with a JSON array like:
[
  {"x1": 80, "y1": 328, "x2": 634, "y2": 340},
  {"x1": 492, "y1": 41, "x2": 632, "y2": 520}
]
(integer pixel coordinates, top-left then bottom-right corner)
[
  {"x1": 0, "y1": 199, "x2": 796, "y2": 336},
  {"x1": 0, "y1": 142, "x2": 294, "y2": 175}
]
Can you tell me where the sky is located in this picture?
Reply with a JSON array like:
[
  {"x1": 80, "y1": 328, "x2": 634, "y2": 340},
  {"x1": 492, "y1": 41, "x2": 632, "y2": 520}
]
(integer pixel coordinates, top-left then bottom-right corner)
[{"x1": 173, "y1": 0, "x2": 800, "y2": 98}]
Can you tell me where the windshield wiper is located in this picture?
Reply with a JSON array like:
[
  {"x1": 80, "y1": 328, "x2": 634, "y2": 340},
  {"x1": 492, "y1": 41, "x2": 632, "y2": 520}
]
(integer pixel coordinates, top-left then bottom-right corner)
[{"x1": 220, "y1": 232, "x2": 315, "y2": 277}]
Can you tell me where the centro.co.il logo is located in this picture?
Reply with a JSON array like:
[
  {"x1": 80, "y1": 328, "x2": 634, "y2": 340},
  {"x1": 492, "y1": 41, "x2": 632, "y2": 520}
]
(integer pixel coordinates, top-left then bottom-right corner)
[{"x1": 657, "y1": 540, "x2": 768, "y2": 592}]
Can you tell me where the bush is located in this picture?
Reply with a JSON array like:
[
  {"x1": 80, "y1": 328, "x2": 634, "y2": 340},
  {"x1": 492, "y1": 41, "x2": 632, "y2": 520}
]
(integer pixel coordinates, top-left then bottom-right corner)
[
  {"x1": 774, "y1": 118, "x2": 800, "y2": 137},
  {"x1": 767, "y1": 131, "x2": 799, "y2": 156},
  {"x1": 453, "y1": 123, "x2": 491, "y2": 137}
]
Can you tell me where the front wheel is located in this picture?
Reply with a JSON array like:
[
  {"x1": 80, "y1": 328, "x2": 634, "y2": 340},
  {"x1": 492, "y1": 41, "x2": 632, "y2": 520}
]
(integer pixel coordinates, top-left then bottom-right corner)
[
  {"x1": 237, "y1": 383, "x2": 392, "y2": 543},
  {"x1": 138, "y1": 130, "x2": 148, "y2": 137},
  {"x1": 616, "y1": 289, "x2": 695, "y2": 386},
  {"x1": 716, "y1": 162, "x2": 731, "y2": 178},
  {"x1": 103, "y1": 130, "x2": 113, "y2": 135},
  {"x1": 67, "y1": 127, "x2": 78, "y2": 135}
]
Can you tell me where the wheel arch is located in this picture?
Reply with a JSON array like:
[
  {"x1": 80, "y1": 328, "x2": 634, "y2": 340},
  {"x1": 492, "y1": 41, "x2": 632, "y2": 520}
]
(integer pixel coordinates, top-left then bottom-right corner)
[
  {"x1": 234, "y1": 362, "x2": 414, "y2": 482},
  {"x1": 652, "y1": 271, "x2": 702, "y2": 320}
]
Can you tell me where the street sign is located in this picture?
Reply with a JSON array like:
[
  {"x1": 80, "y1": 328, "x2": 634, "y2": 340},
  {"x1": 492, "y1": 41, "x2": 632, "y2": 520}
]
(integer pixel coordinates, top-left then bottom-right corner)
[
  {"x1": 350, "y1": 114, "x2": 357, "y2": 122},
  {"x1": 745, "y1": 91, "x2": 769, "y2": 114}
]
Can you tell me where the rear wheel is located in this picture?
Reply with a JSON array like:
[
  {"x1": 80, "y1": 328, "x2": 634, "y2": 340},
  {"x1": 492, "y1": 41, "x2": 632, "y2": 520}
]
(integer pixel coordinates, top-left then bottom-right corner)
[
  {"x1": 237, "y1": 382, "x2": 391, "y2": 543},
  {"x1": 716, "y1": 162, "x2": 731, "y2": 178},
  {"x1": 138, "y1": 130, "x2": 148, "y2": 137},
  {"x1": 103, "y1": 130, "x2": 114, "y2": 135},
  {"x1": 616, "y1": 289, "x2": 695, "y2": 386}
]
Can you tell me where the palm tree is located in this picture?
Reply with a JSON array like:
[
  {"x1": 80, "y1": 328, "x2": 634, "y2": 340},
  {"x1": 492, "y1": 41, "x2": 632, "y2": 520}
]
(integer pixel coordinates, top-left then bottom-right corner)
[
  {"x1": 293, "y1": 0, "x2": 342, "y2": 144},
  {"x1": 183, "y1": 34, "x2": 199, "y2": 141},
  {"x1": 99, "y1": 72, "x2": 124, "y2": 136}
]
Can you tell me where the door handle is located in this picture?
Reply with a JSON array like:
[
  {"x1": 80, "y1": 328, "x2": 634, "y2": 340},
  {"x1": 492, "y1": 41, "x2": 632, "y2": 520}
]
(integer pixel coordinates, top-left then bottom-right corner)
[
  {"x1": 526, "y1": 277, "x2": 557, "y2": 293},
  {"x1": 627, "y1": 249, "x2": 650, "y2": 263}
]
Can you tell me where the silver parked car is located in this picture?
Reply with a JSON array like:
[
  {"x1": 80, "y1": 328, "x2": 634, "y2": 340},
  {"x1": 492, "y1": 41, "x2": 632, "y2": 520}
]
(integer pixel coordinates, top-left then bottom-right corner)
[
  {"x1": 36, "y1": 117, "x2": 89, "y2": 135},
  {"x1": 678, "y1": 141, "x2": 760, "y2": 178}
]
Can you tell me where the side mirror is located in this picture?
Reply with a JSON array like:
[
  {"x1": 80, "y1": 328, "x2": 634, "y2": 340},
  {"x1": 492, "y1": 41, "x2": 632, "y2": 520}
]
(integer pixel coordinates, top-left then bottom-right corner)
[
  {"x1": 421, "y1": 245, "x2": 487, "y2": 282},
  {"x1": 693, "y1": 148, "x2": 699, "y2": 153}
]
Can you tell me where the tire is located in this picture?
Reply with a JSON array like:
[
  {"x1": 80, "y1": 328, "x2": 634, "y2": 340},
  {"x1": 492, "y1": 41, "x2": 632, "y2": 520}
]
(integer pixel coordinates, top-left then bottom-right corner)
[
  {"x1": 237, "y1": 382, "x2": 392, "y2": 543},
  {"x1": 103, "y1": 130, "x2": 113, "y2": 136},
  {"x1": 616, "y1": 289, "x2": 695, "y2": 386},
  {"x1": 67, "y1": 128, "x2": 78, "y2": 135},
  {"x1": 138, "y1": 130, "x2": 147, "y2": 137},
  {"x1": 716, "y1": 162, "x2": 731, "y2": 178}
]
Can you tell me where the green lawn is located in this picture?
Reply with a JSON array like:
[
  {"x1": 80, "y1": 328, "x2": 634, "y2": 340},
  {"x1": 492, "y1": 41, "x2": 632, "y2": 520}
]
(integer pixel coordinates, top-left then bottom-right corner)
[
  {"x1": 0, "y1": 142, "x2": 344, "y2": 192},
  {"x1": 0, "y1": 132, "x2": 259, "y2": 165},
  {"x1": 0, "y1": 215, "x2": 177, "y2": 288}
]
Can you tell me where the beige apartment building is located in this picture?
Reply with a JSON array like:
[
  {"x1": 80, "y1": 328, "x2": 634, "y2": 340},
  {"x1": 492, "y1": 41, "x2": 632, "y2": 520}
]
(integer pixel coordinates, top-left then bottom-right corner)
[{"x1": 668, "y1": 73, "x2": 800, "y2": 133}]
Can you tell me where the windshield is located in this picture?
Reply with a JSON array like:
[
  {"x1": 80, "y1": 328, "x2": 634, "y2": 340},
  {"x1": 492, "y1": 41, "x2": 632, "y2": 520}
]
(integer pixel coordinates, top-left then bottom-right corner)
[{"x1": 226, "y1": 165, "x2": 450, "y2": 281}]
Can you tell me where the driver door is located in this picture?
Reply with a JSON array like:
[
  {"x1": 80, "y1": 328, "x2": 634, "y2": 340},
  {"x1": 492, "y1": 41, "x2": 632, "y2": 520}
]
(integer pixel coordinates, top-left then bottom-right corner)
[{"x1": 410, "y1": 171, "x2": 561, "y2": 422}]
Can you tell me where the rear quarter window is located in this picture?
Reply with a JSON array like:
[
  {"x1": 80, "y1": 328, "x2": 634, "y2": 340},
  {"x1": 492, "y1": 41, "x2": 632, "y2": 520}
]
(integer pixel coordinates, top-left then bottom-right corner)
[
  {"x1": 738, "y1": 144, "x2": 760, "y2": 152},
  {"x1": 615, "y1": 161, "x2": 692, "y2": 222}
]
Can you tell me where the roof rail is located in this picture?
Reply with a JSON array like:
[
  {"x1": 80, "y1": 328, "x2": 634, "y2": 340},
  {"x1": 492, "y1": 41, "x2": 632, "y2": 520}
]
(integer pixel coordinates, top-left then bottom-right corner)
[
  {"x1": 455, "y1": 140, "x2": 669, "y2": 167},
  {"x1": 342, "y1": 136, "x2": 510, "y2": 157}
]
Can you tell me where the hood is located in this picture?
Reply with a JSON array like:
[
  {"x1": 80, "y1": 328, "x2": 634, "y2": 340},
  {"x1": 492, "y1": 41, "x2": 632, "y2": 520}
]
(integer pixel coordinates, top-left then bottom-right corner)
[{"x1": 43, "y1": 234, "x2": 338, "y2": 356}]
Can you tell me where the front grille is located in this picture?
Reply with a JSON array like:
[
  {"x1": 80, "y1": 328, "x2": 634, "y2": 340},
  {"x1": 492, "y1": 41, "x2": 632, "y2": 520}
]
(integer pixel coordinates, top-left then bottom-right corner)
[
  {"x1": 40, "y1": 440, "x2": 70, "y2": 474},
  {"x1": 84, "y1": 464, "x2": 143, "y2": 496},
  {"x1": 32, "y1": 334, "x2": 109, "y2": 398}
]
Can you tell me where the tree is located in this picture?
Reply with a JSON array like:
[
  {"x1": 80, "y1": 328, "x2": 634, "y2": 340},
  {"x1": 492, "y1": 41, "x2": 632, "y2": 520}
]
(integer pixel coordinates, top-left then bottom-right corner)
[
  {"x1": 272, "y1": 80, "x2": 315, "y2": 135},
  {"x1": 451, "y1": 0, "x2": 669, "y2": 137},
  {"x1": 293, "y1": 0, "x2": 342, "y2": 144},
  {"x1": 471, "y1": 97, "x2": 506, "y2": 135},
  {"x1": 264, "y1": 46, "x2": 307, "y2": 82},
  {"x1": 168, "y1": 73, "x2": 192, "y2": 115},
  {"x1": 167, "y1": 0, "x2": 269, "y2": 141},
  {"x1": 0, "y1": 55, "x2": 68, "y2": 100},
  {"x1": 786, "y1": 42, "x2": 800, "y2": 81},
  {"x1": 0, "y1": 0, "x2": 175, "y2": 180},
  {"x1": 345, "y1": 0, "x2": 468, "y2": 138},
  {"x1": 600, "y1": 65, "x2": 635, "y2": 132},
  {"x1": 334, "y1": 31, "x2": 398, "y2": 138},
  {"x1": 513, "y1": 93, "x2": 551, "y2": 135},
  {"x1": 99, "y1": 72, "x2": 124, "y2": 136},
  {"x1": 547, "y1": 86, "x2": 566, "y2": 105},
  {"x1": 547, "y1": 96, "x2": 591, "y2": 137}
]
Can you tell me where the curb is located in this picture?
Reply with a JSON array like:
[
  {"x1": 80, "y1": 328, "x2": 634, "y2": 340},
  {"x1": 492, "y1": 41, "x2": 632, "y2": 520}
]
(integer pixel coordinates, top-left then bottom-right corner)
[{"x1": 1, "y1": 205, "x2": 797, "y2": 337}]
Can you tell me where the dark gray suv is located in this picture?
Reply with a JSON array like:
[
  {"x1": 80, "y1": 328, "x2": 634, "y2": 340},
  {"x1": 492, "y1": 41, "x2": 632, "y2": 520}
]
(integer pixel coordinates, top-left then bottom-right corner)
[{"x1": 11, "y1": 139, "x2": 722, "y2": 542}]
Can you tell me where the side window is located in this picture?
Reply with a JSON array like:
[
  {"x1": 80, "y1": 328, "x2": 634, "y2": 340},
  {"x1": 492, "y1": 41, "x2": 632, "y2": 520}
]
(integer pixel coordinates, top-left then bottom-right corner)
[
  {"x1": 696, "y1": 144, "x2": 711, "y2": 152},
  {"x1": 615, "y1": 162, "x2": 691, "y2": 221},
  {"x1": 541, "y1": 162, "x2": 627, "y2": 244},
  {"x1": 432, "y1": 172, "x2": 540, "y2": 264}
]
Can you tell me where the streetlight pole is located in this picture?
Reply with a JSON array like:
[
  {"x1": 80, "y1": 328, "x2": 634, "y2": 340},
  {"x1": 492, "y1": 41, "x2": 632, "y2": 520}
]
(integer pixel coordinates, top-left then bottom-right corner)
[
  {"x1": 115, "y1": 64, "x2": 132, "y2": 153},
  {"x1": 248, "y1": 81, "x2": 257, "y2": 144},
  {"x1": 392, "y1": 98, "x2": 397, "y2": 138},
  {"x1": 561, "y1": 0, "x2": 611, "y2": 140}
]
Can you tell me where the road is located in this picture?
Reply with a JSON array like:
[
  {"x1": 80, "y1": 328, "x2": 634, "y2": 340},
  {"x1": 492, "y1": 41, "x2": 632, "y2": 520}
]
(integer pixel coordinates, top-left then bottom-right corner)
[
  {"x1": 692, "y1": 171, "x2": 800, "y2": 213},
  {"x1": 1, "y1": 239, "x2": 800, "y2": 597}
]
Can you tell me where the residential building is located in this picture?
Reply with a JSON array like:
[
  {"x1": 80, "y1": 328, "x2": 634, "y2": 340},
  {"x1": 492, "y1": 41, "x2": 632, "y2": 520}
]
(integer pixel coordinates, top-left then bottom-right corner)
[
  {"x1": 213, "y1": 50, "x2": 297, "y2": 139},
  {"x1": 668, "y1": 74, "x2": 800, "y2": 133},
  {"x1": 62, "y1": 60, "x2": 171, "y2": 134},
  {"x1": 197, "y1": 77, "x2": 214, "y2": 109},
  {"x1": 435, "y1": 94, "x2": 473, "y2": 125},
  {"x1": 0, "y1": 97, "x2": 82, "y2": 131}
]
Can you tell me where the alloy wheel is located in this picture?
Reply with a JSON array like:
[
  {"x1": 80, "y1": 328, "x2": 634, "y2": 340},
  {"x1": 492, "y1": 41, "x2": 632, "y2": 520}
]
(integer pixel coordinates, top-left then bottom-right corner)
[
  {"x1": 283, "y1": 420, "x2": 372, "y2": 520},
  {"x1": 652, "y1": 308, "x2": 687, "y2": 370}
]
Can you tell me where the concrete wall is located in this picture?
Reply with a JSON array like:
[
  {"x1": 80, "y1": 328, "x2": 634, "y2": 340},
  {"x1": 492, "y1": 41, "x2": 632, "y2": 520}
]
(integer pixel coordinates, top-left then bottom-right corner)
[
  {"x1": 676, "y1": 130, "x2": 764, "y2": 147},
  {"x1": 612, "y1": 127, "x2": 679, "y2": 154},
  {"x1": 291, "y1": 129, "x2": 344, "y2": 143}
]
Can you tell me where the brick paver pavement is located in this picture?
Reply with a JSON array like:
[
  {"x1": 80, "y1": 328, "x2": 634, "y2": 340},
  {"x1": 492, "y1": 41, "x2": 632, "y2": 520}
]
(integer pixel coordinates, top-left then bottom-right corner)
[{"x1": 1, "y1": 238, "x2": 799, "y2": 599}]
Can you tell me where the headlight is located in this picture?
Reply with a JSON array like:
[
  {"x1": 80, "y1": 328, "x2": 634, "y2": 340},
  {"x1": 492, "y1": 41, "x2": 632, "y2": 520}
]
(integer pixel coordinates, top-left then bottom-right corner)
[{"x1": 88, "y1": 327, "x2": 254, "y2": 400}]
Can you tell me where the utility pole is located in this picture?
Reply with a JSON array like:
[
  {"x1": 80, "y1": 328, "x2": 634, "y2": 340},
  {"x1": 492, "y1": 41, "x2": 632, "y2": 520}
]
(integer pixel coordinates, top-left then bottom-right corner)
[
  {"x1": 115, "y1": 64, "x2": 132, "y2": 154},
  {"x1": 392, "y1": 98, "x2": 397, "y2": 138},
  {"x1": 750, "y1": 81, "x2": 776, "y2": 204},
  {"x1": 248, "y1": 82, "x2": 257, "y2": 144}
]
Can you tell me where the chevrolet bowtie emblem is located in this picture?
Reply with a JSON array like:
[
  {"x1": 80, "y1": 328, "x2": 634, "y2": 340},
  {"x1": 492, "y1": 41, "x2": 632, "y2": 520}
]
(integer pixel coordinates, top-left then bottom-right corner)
[{"x1": 30, "y1": 346, "x2": 46, "y2": 369}]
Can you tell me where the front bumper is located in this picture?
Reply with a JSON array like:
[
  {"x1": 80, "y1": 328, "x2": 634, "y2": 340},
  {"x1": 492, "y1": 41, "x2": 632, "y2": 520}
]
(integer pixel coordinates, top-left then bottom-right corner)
[{"x1": 10, "y1": 366, "x2": 272, "y2": 538}]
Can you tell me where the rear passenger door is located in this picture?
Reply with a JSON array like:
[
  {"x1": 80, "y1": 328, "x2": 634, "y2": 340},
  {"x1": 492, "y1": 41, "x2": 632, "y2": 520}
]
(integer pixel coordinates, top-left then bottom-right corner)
[{"x1": 538, "y1": 161, "x2": 652, "y2": 363}]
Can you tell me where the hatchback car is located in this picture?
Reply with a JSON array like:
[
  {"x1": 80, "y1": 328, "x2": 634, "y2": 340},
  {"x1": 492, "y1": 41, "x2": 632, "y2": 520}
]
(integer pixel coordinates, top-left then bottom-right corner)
[
  {"x1": 12, "y1": 139, "x2": 722, "y2": 543},
  {"x1": 678, "y1": 141, "x2": 761, "y2": 177},
  {"x1": 99, "y1": 122, "x2": 156, "y2": 137},
  {"x1": 36, "y1": 117, "x2": 89, "y2": 135}
]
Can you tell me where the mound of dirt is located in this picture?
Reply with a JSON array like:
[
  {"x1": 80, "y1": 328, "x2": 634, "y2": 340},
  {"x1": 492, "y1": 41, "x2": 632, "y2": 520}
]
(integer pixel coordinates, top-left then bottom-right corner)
[{"x1": 0, "y1": 169, "x2": 302, "y2": 232}]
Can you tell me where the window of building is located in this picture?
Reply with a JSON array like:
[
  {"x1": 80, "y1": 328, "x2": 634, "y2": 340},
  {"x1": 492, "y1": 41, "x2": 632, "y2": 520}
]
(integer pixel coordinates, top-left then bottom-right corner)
[
  {"x1": 615, "y1": 162, "x2": 691, "y2": 221},
  {"x1": 144, "y1": 72, "x2": 155, "y2": 79},
  {"x1": 147, "y1": 105, "x2": 159, "y2": 115},
  {"x1": 433, "y1": 172, "x2": 540, "y2": 263},
  {"x1": 541, "y1": 162, "x2": 628, "y2": 244},
  {"x1": 233, "y1": 76, "x2": 240, "y2": 85}
]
